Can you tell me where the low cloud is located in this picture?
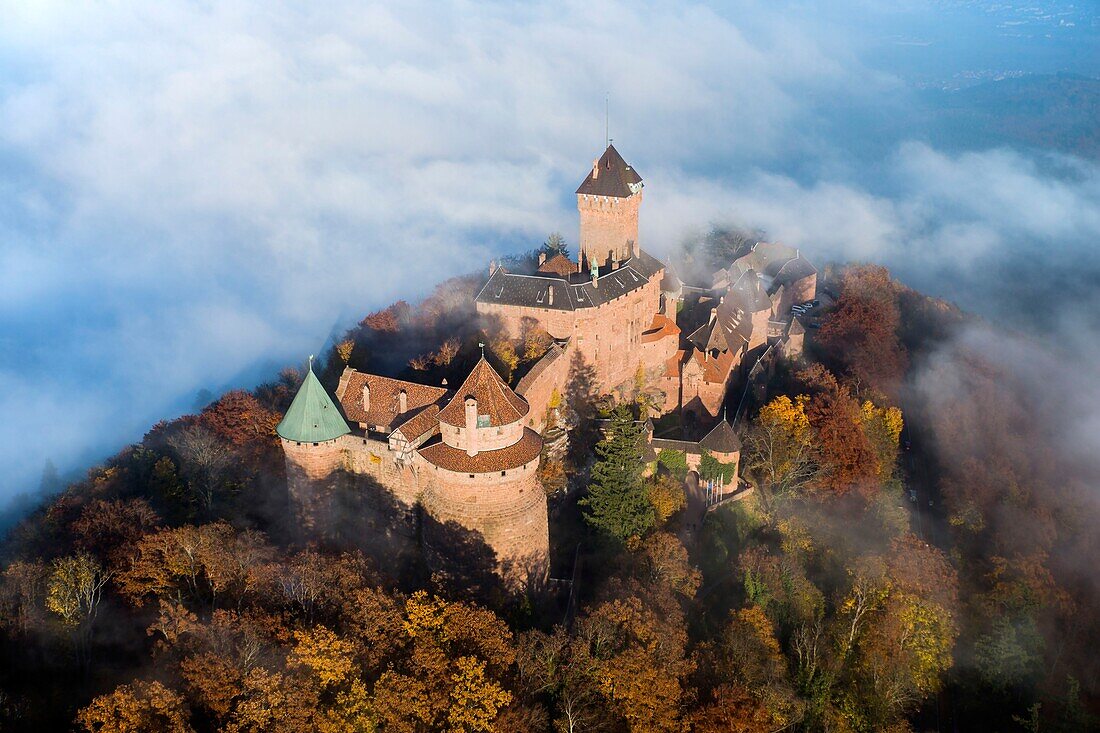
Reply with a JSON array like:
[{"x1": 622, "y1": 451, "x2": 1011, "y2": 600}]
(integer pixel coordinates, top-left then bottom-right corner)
[{"x1": 0, "y1": 0, "x2": 1096, "y2": 496}]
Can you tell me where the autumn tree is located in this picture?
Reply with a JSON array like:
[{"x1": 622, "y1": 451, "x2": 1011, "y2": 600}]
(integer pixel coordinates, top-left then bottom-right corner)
[
  {"x1": 77, "y1": 680, "x2": 194, "y2": 733},
  {"x1": 361, "y1": 300, "x2": 410, "y2": 333},
  {"x1": 71, "y1": 498, "x2": 161, "y2": 568},
  {"x1": 743, "y1": 395, "x2": 816, "y2": 507},
  {"x1": 805, "y1": 377, "x2": 879, "y2": 498},
  {"x1": 46, "y1": 553, "x2": 111, "y2": 628},
  {"x1": 168, "y1": 426, "x2": 232, "y2": 511},
  {"x1": 581, "y1": 403, "x2": 653, "y2": 547},
  {"x1": 647, "y1": 474, "x2": 686, "y2": 527},
  {"x1": 335, "y1": 339, "x2": 355, "y2": 364},
  {"x1": 489, "y1": 337, "x2": 520, "y2": 381},
  {"x1": 817, "y1": 265, "x2": 908, "y2": 391}
]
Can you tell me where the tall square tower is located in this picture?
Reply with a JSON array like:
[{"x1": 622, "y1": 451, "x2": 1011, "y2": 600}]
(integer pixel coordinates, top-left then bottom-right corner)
[{"x1": 576, "y1": 144, "x2": 643, "y2": 271}]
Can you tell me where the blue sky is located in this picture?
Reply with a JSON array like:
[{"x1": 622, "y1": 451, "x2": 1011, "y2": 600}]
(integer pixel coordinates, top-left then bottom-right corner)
[{"x1": 1, "y1": 0, "x2": 1098, "y2": 500}]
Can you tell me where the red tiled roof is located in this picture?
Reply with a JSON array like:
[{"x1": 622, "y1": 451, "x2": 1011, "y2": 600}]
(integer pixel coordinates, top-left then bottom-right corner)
[
  {"x1": 438, "y1": 357, "x2": 530, "y2": 428},
  {"x1": 418, "y1": 428, "x2": 542, "y2": 473},
  {"x1": 336, "y1": 368, "x2": 449, "y2": 433},
  {"x1": 393, "y1": 404, "x2": 441, "y2": 443},
  {"x1": 537, "y1": 253, "x2": 577, "y2": 277},
  {"x1": 664, "y1": 350, "x2": 685, "y2": 379},
  {"x1": 641, "y1": 313, "x2": 680, "y2": 344},
  {"x1": 691, "y1": 347, "x2": 736, "y2": 384}
]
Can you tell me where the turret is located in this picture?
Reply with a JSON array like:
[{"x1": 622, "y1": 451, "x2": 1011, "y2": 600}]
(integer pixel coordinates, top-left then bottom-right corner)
[{"x1": 277, "y1": 357, "x2": 351, "y2": 531}]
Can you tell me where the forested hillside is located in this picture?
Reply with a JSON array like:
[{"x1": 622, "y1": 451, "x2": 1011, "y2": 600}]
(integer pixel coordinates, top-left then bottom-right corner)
[{"x1": 0, "y1": 260, "x2": 1097, "y2": 732}]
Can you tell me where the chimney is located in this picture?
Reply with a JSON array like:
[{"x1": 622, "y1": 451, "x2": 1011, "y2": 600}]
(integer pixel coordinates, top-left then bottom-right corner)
[
  {"x1": 548, "y1": 286, "x2": 554, "y2": 306},
  {"x1": 591, "y1": 159, "x2": 599, "y2": 180},
  {"x1": 591, "y1": 265, "x2": 599, "y2": 288},
  {"x1": 538, "y1": 252, "x2": 546, "y2": 266},
  {"x1": 630, "y1": 239, "x2": 639, "y2": 258},
  {"x1": 464, "y1": 397, "x2": 479, "y2": 456},
  {"x1": 489, "y1": 260, "x2": 496, "y2": 277},
  {"x1": 362, "y1": 383, "x2": 370, "y2": 412},
  {"x1": 398, "y1": 389, "x2": 407, "y2": 414},
  {"x1": 611, "y1": 254, "x2": 619, "y2": 271}
]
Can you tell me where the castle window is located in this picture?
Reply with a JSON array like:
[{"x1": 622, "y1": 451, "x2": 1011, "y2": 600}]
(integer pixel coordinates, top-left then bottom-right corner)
[
  {"x1": 501, "y1": 471, "x2": 506, "y2": 476},
  {"x1": 313, "y1": 443, "x2": 318, "y2": 447},
  {"x1": 469, "y1": 474, "x2": 475, "y2": 479}
]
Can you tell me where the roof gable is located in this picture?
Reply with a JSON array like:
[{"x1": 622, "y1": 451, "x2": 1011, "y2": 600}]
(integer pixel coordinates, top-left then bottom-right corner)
[
  {"x1": 336, "y1": 369, "x2": 449, "y2": 433},
  {"x1": 438, "y1": 357, "x2": 530, "y2": 427},
  {"x1": 277, "y1": 365, "x2": 351, "y2": 443},
  {"x1": 537, "y1": 253, "x2": 577, "y2": 277}
]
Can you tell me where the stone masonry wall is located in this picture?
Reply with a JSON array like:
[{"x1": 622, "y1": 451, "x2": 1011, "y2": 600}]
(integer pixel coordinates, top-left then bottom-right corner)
[
  {"x1": 281, "y1": 438, "x2": 346, "y2": 533},
  {"x1": 516, "y1": 347, "x2": 572, "y2": 432},
  {"x1": 577, "y1": 192, "x2": 641, "y2": 266},
  {"x1": 421, "y1": 456, "x2": 548, "y2": 588}
]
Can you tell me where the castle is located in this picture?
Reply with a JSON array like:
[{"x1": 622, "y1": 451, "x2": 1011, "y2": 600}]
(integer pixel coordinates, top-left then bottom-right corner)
[{"x1": 277, "y1": 144, "x2": 816, "y2": 587}]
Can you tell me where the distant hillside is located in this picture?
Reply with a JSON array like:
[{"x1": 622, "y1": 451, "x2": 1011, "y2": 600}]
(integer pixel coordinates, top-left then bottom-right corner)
[{"x1": 921, "y1": 74, "x2": 1100, "y2": 159}]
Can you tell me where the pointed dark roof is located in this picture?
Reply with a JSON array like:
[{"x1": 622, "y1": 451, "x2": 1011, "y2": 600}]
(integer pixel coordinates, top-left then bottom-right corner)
[
  {"x1": 576, "y1": 144, "x2": 643, "y2": 198},
  {"x1": 700, "y1": 419, "x2": 741, "y2": 454},
  {"x1": 438, "y1": 357, "x2": 530, "y2": 428},
  {"x1": 276, "y1": 362, "x2": 351, "y2": 443}
]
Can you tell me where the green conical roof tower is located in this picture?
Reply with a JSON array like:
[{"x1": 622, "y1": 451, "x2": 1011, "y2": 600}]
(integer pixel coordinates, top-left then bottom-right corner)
[{"x1": 276, "y1": 357, "x2": 351, "y2": 443}]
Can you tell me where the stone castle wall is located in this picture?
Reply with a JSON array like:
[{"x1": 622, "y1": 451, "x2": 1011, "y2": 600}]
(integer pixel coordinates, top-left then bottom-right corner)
[
  {"x1": 284, "y1": 433, "x2": 549, "y2": 589},
  {"x1": 281, "y1": 438, "x2": 346, "y2": 532},
  {"x1": 477, "y1": 273, "x2": 665, "y2": 396},
  {"x1": 577, "y1": 192, "x2": 641, "y2": 266},
  {"x1": 516, "y1": 348, "x2": 572, "y2": 433},
  {"x1": 421, "y1": 455, "x2": 548, "y2": 586}
]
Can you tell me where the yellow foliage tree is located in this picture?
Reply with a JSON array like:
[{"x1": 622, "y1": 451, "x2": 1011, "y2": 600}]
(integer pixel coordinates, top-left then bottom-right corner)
[
  {"x1": 744, "y1": 395, "x2": 816, "y2": 503},
  {"x1": 77, "y1": 680, "x2": 194, "y2": 733},
  {"x1": 288, "y1": 625, "x2": 356, "y2": 687},
  {"x1": 648, "y1": 475, "x2": 686, "y2": 526},
  {"x1": 336, "y1": 339, "x2": 355, "y2": 364},
  {"x1": 489, "y1": 338, "x2": 519, "y2": 380},
  {"x1": 859, "y1": 401, "x2": 904, "y2": 480},
  {"x1": 447, "y1": 656, "x2": 512, "y2": 732},
  {"x1": 46, "y1": 552, "x2": 111, "y2": 627}
]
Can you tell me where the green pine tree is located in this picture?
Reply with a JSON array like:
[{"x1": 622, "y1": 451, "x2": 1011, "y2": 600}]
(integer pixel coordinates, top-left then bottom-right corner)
[{"x1": 580, "y1": 403, "x2": 653, "y2": 546}]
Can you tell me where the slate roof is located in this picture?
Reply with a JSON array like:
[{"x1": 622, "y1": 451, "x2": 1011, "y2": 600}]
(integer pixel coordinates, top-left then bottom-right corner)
[
  {"x1": 726, "y1": 242, "x2": 817, "y2": 295},
  {"x1": 730, "y1": 269, "x2": 774, "y2": 313},
  {"x1": 687, "y1": 296, "x2": 752, "y2": 354},
  {"x1": 277, "y1": 364, "x2": 351, "y2": 443},
  {"x1": 418, "y1": 428, "x2": 543, "y2": 472},
  {"x1": 475, "y1": 249, "x2": 664, "y2": 312},
  {"x1": 335, "y1": 369, "x2": 450, "y2": 433},
  {"x1": 537, "y1": 253, "x2": 577, "y2": 277},
  {"x1": 576, "y1": 144, "x2": 643, "y2": 198},
  {"x1": 700, "y1": 419, "x2": 741, "y2": 454},
  {"x1": 438, "y1": 357, "x2": 529, "y2": 428}
]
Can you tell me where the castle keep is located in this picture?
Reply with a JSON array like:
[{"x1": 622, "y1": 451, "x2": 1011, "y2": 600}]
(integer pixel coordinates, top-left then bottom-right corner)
[{"x1": 278, "y1": 143, "x2": 817, "y2": 587}]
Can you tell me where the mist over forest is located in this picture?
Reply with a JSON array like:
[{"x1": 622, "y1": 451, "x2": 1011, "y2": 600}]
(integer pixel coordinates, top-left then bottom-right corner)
[{"x1": 1, "y1": 1, "x2": 1099, "y2": 731}]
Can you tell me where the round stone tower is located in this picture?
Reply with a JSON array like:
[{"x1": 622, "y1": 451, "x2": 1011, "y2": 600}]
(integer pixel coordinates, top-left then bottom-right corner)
[
  {"x1": 276, "y1": 358, "x2": 351, "y2": 532},
  {"x1": 418, "y1": 357, "x2": 549, "y2": 589}
]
